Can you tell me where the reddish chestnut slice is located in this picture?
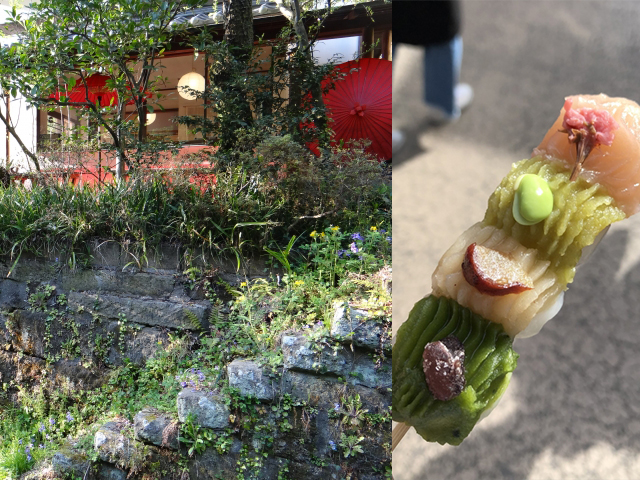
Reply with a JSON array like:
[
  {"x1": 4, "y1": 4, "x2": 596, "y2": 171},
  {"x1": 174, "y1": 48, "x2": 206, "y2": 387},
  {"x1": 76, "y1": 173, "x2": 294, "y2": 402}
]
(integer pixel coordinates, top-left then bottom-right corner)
[
  {"x1": 462, "y1": 243, "x2": 534, "y2": 296},
  {"x1": 423, "y1": 335, "x2": 466, "y2": 401}
]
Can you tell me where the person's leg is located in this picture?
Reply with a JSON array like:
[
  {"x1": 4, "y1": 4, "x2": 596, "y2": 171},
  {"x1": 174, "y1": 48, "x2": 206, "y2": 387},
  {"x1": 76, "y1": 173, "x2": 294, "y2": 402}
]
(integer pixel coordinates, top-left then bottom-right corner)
[
  {"x1": 392, "y1": 42, "x2": 406, "y2": 154},
  {"x1": 424, "y1": 35, "x2": 472, "y2": 120},
  {"x1": 451, "y1": 36, "x2": 474, "y2": 114},
  {"x1": 423, "y1": 38, "x2": 457, "y2": 118}
]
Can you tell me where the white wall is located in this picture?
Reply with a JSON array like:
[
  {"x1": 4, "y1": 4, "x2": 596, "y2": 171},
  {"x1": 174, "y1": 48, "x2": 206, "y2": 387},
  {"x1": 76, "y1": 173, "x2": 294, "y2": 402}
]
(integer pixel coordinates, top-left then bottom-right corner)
[{"x1": 0, "y1": 93, "x2": 38, "y2": 172}]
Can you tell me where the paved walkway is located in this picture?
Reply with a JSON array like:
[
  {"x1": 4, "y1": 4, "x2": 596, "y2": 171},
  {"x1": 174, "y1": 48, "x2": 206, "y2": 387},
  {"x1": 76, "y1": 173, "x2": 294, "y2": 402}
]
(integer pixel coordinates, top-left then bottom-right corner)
[{"x1": 393, "y1": 2, "x2": 640, "y2": 479}]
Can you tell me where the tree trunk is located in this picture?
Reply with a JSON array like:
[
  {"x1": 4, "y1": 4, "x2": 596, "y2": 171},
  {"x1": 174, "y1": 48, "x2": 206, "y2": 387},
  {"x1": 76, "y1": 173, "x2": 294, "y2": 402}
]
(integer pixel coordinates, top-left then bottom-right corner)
[
  {"x1": 215, "y1": 0, "x2": 254, "y2": 149},
  {"x1": 115, "y1": 149, "x2": 125, "y2": 182},
  {"x1": 223, "y1": 0, "x2": 254, "y2": 62},
  {"x1": 115, "y1": 101, "x2": 127, "y2": 182}
]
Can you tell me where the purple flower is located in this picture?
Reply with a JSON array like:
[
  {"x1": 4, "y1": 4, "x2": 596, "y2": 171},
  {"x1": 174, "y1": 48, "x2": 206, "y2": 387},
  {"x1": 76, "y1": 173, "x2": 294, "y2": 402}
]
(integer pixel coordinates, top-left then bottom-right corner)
[
  {"x1": 350, "y1": 242, "x2": 359, "y2": 254},
  {"x1": 386, "y1": 236, "x2": 392, "y2": 244},
  {"x1": 39, "y1": 444, "x2": 44, "y2": 449},
  {"x1": 38, "y1": 424, "x2": 45, "y2": 433},
  {"x1": 18, "y1": 439, "x2": 22, "y2": 445},
  {"x1": 25, "y1": 446, "x2": 30, "y2": 454},
  {"x1": 351, "y1": 232, "x2": 363, "y2": 241},
  {"x1": 379, "y1": 229, "x2": 387, "y2": 234},
  {"x1": 334, "y1": 403, "x2": 340, "y2": 411},
  {"x1": 337, "y1": 250, "x2": 345, "y2": 258},
  {"x1": 27, "y1": 454, "x2": 32, "y2": 462},
  {"x1": 329, "y1": 440, "x2": 337, "y2": 451},
  {"x1": 49, "y1": 418, "x2": 55, "y2": 426},
  {"x1": 66, "y1": 412, "x2": 74, "y2": 423},
  {"x1": 181, "y1": 381, "x2": 187, "y2": 388}
]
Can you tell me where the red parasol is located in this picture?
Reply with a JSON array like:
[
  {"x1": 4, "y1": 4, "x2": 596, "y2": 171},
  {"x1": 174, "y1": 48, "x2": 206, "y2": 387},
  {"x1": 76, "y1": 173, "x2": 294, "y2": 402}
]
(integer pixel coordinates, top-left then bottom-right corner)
[
  {"x1": 322, "y1": 58, "x2": 392, "y2": 161},
  {"x1": 51, "y1": 74, "x2": 117, "y2": 107},
  {"x1": 50, "y1": 74, "x2": 151, "y2": 107}
]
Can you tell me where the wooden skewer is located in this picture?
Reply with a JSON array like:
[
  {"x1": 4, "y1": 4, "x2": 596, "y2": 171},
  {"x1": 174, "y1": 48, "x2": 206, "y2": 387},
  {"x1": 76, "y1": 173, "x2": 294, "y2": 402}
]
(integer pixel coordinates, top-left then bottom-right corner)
[
  {"x1": 390, "y1": 333, "x2": 411, "y2": 453},
  {"x1": 392, "y1": 421, "x2": 411, "y2": 451}
]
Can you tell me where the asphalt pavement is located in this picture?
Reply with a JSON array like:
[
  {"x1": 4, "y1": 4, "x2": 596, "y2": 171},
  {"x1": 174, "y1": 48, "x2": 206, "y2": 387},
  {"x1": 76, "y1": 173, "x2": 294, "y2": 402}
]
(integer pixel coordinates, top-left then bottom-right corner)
[{"x1": 392, "y1": 2, "x2": 640, "y2": 479}]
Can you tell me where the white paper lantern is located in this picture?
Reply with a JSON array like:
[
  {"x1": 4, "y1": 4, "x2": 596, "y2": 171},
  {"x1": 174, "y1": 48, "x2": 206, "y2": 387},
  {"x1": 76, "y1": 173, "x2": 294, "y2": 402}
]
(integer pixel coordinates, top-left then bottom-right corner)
[
  {"x1": 177, "y1": 71, "x2": 205, "y2": 100},
  {"x1": 146, "y1": 112, "x2": 156, "y2": 126}
]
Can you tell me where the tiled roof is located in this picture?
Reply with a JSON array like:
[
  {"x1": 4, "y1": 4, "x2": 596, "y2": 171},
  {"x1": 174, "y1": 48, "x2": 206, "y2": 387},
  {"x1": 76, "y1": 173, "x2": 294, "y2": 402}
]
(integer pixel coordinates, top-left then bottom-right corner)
[{"x1": 170, "y1": 1, "x2": 281, "y2": 28}]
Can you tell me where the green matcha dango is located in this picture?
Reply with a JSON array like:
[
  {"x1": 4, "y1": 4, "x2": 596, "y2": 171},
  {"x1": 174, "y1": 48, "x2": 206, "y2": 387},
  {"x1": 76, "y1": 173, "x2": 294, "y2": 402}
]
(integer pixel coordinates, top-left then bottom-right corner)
[{"x1": 512, "y1": 173, "x2": 553, "y2": 225}]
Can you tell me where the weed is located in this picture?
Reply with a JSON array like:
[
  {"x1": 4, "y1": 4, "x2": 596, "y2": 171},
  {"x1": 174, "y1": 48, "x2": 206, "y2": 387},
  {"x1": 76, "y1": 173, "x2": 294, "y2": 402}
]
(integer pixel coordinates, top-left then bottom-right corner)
[
  {"x1": 339, "y1": 433, "x2": 364, "y2": 458},
  {"x1": 27, "y1": 284, "x2": 56, "y2": 312},
  {"x1": 184, "y1": 310, "x2": 203, "y2": 330}
]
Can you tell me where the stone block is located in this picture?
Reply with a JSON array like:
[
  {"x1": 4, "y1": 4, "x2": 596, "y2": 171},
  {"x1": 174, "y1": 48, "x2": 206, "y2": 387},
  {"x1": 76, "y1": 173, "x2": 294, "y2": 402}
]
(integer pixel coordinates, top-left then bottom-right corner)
[
  {"x1": 134, "y1": 407, "x2": 179, "y2": 450},
  {"x1": 177, "y1": 388, "x2": 230, "y2": 429},
  {"x1": 3, "y1": 306, "x2": 168, "y2": 370},
  {"x1": 281, "y1": 334, "x2": 349, "y2": 375},
  {"x1": 227, "y1": 358, "x2": 277, "y2": 401},
  {"x1": 281, "y1": 333, "x2": 391, "y2": 389},
  {"x1": 281, "y1": 370, "x2": 390, "y2": 412},
  {"x1": 331, "y1": 303, "x2": 391, "y2": 352},
  {"x1": 89, "y1": 241, "x2": 183, "y2": 271},
  {"x1": 89, "y1": 241, "x2": 123, "y2": 267},
  {"x1": 51, "y1": 358, "x2": 104, "y2": 390},
  {"x1": 106, "y1": 324, "x2": 169, "y2": 367},
  {"x1": 0, "y1": 350, "x2": 44, "y2": 385},
  {"x1": 60, "y1": 269, "x2": 176, "y2": 298},
  {"x1": 6, "y1": 310, "x2": 47, "y2": 357},
  {"x1": 94, "y1": 420, "x2": 149, "y2": 467},
  {"x1": 68, "y1": 291, "x2": 209, "y2": 330},
  {"x1": 0, "y1": 279, "x2": 28, "y2": 309},
  {"x1": 51, "y1": 446, "x2": 91, "y2": 478},
  {"x1": 124, "y1": 243, "x2": 182, "y2": 272},
  {"x1": 96, "y1": 464, "x2": 128, "y2": 480},
  {"x1": 0, "y1": 255, "x2": 58, "y2": 283}
]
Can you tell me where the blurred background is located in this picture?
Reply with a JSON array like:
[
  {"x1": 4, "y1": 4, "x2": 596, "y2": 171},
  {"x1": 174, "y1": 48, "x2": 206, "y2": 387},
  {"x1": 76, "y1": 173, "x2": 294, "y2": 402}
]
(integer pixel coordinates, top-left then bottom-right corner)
[{"x1": 392, "y1": 1, "x2": 640, "y2": 479}]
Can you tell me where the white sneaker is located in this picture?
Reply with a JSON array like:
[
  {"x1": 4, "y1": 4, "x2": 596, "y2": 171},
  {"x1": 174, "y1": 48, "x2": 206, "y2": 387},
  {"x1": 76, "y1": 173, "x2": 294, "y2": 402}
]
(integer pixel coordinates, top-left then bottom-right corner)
[
  {"x1": 426, "y1": 84, "x2": 474, "y2": 125},
  {"x1": 392, "y1": 129, "x2": 406, "y2": 155},
  {"x1": 455, "y1": 83, "x2": 474, "y2": 112}
]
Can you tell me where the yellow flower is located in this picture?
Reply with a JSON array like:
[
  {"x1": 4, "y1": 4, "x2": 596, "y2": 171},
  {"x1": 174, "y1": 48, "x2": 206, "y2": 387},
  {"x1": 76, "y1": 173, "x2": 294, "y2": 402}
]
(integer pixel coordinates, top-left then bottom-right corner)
[
  {"x1": 320, "y1": 232, "x2": 326, "y2": 238},
  {"x1": 294, "y1": 280, "x2": 304, "y2": 286},
  {"x1": 331, "y1": 226, "x2": 340, "y2": 231},
  {"x1": 370, "y1": 226, "x2": 377, "y2": 231},
  {"x1": 310, "y1": 231, "x2": 318, "y2": 238},
  {"x1": 240, "y1": 281, "x2": 247, "y2": 287}
]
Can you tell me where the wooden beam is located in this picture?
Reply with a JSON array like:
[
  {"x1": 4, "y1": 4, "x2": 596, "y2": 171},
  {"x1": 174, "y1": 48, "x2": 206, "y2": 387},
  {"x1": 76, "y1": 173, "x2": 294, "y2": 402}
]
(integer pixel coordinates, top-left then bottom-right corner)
[
  {"x1": 381, "y1": 29, "x2": 391, "y2": 60},
  {"x1": 361, "y1": 26, "x2": 375, "y2": 58}
]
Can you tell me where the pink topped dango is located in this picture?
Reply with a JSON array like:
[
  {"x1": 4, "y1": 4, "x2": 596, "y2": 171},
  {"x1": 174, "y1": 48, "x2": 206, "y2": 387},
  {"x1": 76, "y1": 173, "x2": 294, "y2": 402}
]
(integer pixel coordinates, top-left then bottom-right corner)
[
  {"x1": 561, "y1": 98, "x2": 618, "y2": 181},
  {"x1": 534, "y1": 94, "x2": 640, "y2": 216},
  {"x1": 561, "y1": 98, "x2": 618, "y2": 147}
]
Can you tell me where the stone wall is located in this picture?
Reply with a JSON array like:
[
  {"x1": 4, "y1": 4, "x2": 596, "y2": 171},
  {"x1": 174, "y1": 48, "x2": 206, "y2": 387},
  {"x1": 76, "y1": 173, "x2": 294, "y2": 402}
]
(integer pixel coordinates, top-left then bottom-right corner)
[{"x1": 0, "y1": 243, "x2": 391, "y2": 479}]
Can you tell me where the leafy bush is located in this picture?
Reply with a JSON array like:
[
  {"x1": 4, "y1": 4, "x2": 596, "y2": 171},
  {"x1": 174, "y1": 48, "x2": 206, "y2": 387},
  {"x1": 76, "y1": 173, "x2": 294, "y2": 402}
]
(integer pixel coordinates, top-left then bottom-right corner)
[{"x1": 0, "y1": 136, "x2": 389, "y2": 264}]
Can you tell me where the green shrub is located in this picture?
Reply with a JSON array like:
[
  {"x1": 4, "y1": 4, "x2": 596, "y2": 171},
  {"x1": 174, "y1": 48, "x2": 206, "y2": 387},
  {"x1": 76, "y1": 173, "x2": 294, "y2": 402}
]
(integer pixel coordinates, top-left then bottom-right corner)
[{"x1": 0, "y1": 136, "x2": 389, "y2": 264}]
